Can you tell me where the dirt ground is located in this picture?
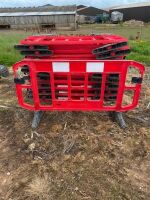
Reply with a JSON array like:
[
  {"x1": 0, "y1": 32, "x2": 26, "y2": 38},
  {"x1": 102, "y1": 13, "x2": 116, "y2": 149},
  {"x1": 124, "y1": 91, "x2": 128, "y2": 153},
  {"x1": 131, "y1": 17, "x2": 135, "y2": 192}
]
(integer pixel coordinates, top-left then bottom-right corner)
[{"x1": 0, "y1": 68, "x2": 150, "y2": 200}]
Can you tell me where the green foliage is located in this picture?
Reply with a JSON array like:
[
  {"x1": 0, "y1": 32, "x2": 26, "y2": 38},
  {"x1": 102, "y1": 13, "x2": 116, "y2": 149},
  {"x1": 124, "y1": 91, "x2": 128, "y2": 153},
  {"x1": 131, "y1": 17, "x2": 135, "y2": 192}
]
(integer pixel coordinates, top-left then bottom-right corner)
[
  {"x1": 0, "y1": 32, "x2": 28, "y2": 66},
  {"x1": 126, "y1": 40, "x2": 150, "y2": 66}
]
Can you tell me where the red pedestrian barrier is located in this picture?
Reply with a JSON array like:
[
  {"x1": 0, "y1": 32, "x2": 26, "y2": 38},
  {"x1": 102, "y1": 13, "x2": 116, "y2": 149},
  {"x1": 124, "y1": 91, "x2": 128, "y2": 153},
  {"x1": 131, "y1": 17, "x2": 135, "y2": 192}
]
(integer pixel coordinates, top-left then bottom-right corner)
[{"x1": 13, "y1": 34, "x2": 145, "y2": 128}]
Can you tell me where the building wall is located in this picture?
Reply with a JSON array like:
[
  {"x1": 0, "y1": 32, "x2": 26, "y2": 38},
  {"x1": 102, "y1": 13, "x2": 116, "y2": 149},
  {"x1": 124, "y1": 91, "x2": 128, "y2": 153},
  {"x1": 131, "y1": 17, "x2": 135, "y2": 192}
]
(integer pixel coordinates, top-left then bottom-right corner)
[
  {"x1": 0, "y1": 14, "x2": 76, "y2": 30},
  {"x1": 111, "y1": 6, "x2": 150, "y2": 22}
]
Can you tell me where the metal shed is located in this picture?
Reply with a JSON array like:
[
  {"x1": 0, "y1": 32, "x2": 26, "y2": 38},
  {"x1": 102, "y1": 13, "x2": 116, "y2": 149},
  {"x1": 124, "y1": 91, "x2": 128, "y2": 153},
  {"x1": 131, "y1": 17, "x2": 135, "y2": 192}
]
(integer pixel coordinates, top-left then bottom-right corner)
[
  {"x1": 77, "y1": 5, "x2": 108, "y2": 16},
  {"x1": 110, "y1": 2, "x2": 150, "y2": 22},
  {"x1": 0, "y1": 5, "x2": 77, "y2": 30},
  {"x1": 77, "y1": 5, "x2": 109, "y2": 24}
]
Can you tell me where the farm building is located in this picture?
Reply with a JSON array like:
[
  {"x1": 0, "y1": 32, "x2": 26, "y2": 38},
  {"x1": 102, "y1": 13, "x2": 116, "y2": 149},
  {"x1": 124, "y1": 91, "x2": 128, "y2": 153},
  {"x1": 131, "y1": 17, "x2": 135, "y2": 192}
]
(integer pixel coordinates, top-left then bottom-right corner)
[
  {"x1": 77, "y1": 5, "x2": 108, "y2": 16},
  {"x1": 77, "y1": 5, "x2": 109, "y2": 24},
  {"x1": 0, "y1": 5, "x2": 77, "y2": 30},
  {"x1": 110, "y1": 2, "x2": 150, "y2": 22}
]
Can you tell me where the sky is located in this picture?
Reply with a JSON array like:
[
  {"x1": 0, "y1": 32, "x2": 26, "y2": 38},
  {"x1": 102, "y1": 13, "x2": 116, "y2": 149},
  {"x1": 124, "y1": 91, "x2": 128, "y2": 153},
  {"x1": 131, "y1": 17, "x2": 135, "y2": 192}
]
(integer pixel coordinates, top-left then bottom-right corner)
[{"x1": 0, "y1": 0, "x2": 149, "y2": 8}]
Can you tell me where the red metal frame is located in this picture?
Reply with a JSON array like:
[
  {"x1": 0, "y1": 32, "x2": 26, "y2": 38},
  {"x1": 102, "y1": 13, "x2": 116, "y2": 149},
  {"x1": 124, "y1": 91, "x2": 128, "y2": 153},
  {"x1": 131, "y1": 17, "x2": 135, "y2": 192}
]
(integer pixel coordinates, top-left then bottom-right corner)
[
  {"x1": 19, "y1": 34, "x2": 129, "y2": 60},
  {"x1": 13, "y1": 59, "x2": 145, "y2": 112}
]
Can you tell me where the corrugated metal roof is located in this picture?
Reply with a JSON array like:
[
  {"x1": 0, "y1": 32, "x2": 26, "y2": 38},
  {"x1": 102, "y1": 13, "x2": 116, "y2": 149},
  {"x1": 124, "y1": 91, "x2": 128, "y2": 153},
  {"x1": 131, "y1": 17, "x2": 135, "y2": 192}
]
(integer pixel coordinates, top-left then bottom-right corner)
[
  {"x1": 77, "y1": 6, "x2": 89, "y2": 12},
  {"x1": 77, "y1": 5, "x2": 87, "y2": 9},
  {"x1": 0, "y1": 11, "x2": 76, "y2": 17},
  {"x1": 0, "y1": 5, "x2": 77, "y2": 13},
  {"x1": 77, "y1": 6, "x2": 108, "y2": 16},
  {"x1": 109, "y1": 2, "x2": 150, "y2": 10}
]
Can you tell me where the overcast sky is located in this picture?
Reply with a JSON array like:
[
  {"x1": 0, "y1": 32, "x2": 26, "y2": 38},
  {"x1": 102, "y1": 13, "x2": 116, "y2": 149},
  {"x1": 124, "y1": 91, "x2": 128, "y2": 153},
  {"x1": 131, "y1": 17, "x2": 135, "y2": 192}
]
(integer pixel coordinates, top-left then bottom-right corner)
[{"x1": 0, "y1": 0, "x2": 149, "y2": 8}]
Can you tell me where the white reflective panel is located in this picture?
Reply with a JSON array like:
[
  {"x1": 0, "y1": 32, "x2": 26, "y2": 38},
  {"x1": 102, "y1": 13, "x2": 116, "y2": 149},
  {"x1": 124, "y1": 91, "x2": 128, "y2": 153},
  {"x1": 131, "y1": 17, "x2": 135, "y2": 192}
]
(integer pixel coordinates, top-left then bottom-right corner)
[
  {"x1": 52, "y1": 62, "x2": 70, "y2": 72},
  {"x1": 86, "y1": 62, "x2": 104, "y2": 72}
]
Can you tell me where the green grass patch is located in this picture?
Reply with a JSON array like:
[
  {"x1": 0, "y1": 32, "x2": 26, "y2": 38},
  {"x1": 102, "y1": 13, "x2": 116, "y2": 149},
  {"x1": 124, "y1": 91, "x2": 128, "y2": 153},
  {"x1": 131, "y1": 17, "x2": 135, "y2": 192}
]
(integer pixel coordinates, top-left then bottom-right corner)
[
  {"x1": 126, "y1": 40, "x2": 150, "y2": 66},
  {"x1": 0, "y1": 32, "x2": 28, "y2": 66}
]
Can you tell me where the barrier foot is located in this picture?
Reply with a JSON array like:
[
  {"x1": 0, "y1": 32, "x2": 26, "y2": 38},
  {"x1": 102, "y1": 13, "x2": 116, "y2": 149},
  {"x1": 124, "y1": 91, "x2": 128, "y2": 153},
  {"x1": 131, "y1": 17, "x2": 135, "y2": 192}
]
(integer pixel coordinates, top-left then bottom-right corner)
[
  {"x1": 32, "y1": 111, "x2": 44, "y2": 129},
  {"x1": 110, "y1": 112, "x2": 127, "y2": 129}
]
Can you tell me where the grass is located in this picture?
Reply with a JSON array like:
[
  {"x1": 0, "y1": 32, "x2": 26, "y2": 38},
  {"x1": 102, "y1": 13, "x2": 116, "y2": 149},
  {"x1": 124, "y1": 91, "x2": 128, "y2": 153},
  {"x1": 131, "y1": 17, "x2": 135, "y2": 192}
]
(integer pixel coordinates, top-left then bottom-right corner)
[
  {"x1": 0, "y1": 25, "x2": 149, "y2": 67},
  {"x1": 126, "y1": 40, "x2": 150, "y2": 66},
  {"x1": 79, "y1": 24, "x2": 150, "y2": 40},
  {"x1": 0, "y1": 31, "x2": 28, "y2": 66}
]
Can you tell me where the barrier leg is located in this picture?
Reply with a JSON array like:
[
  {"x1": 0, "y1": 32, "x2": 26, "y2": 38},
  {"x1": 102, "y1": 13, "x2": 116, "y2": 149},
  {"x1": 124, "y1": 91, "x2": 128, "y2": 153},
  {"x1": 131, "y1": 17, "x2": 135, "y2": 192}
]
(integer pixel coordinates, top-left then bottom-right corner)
[
  {"x1": 110, "y1": 112, "x2": 127, "y2": 129},
  {"x1": 32, "y1": 111, "x2": 44, "y2": 129}
]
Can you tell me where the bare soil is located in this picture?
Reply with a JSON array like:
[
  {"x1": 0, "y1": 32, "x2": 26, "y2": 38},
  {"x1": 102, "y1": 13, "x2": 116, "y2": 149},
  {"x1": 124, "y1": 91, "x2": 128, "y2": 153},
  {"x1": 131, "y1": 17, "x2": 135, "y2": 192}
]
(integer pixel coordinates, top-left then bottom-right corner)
[{"x1": 0, "y1": 69, "x2": 150, "y2": 200}]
